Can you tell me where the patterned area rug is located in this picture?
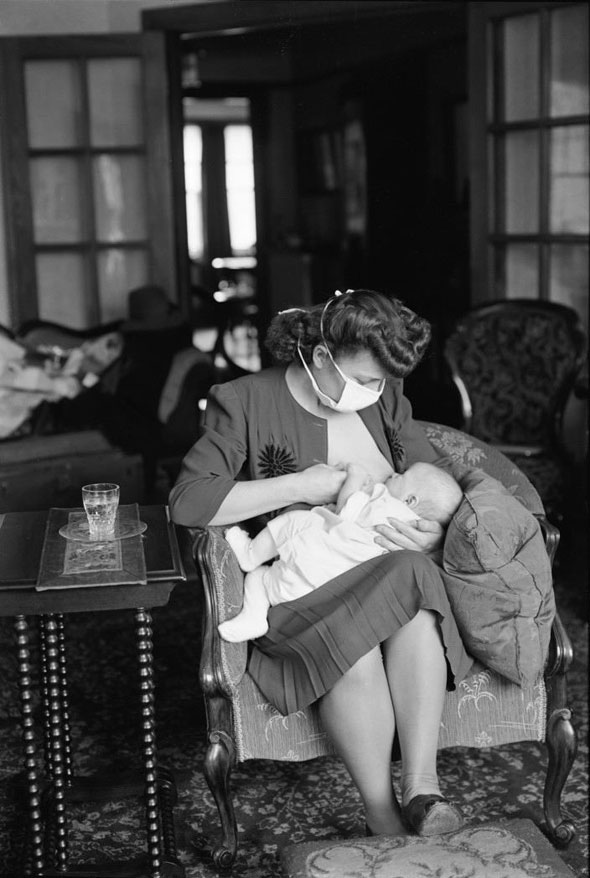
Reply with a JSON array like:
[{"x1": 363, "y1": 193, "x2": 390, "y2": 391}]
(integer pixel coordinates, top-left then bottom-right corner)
[{"x1": 0, "y1": 570, "x2": 587, "y2": 877}]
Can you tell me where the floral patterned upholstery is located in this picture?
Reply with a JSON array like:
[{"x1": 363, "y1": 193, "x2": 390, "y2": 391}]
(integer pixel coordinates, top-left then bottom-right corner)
[
  {"x1": 192, "y1": 422, "x2": 576, "y2": 870},
  {"x1": 443, "y1": 302, "x2": 586, "y2": 446},
  {"x1": 443, "y1": 300, "x2": 586, "y2": 524}
]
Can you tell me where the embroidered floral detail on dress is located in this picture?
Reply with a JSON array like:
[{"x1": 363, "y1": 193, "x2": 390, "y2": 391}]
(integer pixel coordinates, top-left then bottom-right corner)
[
  {"x1": 258, "y1": 443, "x2": 297, "y2": 478},
  {"x1": 386, "y1": 426, "x2": 407, "y2": 472}
]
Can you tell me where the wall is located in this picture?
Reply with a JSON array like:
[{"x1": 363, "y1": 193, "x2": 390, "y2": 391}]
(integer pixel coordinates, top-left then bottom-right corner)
[{"x1": 0, "y1": 0, "x2": 195, "y2": 36}]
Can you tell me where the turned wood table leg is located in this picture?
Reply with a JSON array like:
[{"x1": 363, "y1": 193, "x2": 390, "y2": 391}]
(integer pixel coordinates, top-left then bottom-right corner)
[
  {"x1": 159, "y1": 775, "x2": 179, "y2": 868},
  {"x1": 39, "y1": 617, "x2": 53, "y2": 781},
  {"x1": 44, "y1": 614, "x2": 69, "y2": 871},
  {"x1": 56, "y1": 614, "x2": 73, "y2": 784},
  {"x1": 15, "y1": 615, "x2": 44, "y2": 877},
  {"x1": 40, "y1": 617, "x2": 72, "y2": 777},
  {"x1": 136, "y1": 607, "x2": 162, "y2": 878}
]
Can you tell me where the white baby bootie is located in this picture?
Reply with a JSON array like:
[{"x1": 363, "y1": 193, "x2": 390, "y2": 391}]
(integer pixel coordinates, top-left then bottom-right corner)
[{"x1": 225, "y1": 526, "x2": 257, "y2": 571}]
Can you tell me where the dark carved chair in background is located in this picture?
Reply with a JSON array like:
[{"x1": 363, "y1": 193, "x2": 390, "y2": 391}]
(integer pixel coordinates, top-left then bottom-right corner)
[
  {"x1": 443, "y1": 300, "x2": 587, "y2": 527},
  {"x1": 190, "y1": 423, "x2": 577, "y2": 871}
]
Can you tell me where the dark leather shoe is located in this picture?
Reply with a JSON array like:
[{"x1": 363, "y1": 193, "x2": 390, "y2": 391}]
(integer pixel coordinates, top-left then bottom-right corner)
[{"x1": 402, "y1": 794, "x2": 464, "y2": 836}]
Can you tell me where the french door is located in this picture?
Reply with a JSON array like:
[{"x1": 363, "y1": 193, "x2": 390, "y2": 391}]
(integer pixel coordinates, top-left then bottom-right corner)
[{"x1": 0, "y1": 32, "x2": 180, "y2": 329}]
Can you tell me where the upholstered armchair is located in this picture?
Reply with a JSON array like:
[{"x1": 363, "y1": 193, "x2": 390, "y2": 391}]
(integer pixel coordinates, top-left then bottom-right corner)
[{"x1": 190, "y1": 423, "x2": 577, "y2": 871}]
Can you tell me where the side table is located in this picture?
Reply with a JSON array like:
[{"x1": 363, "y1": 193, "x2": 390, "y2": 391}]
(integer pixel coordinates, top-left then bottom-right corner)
[{"x1": 0, "y1": 504, "x2": 187, "y2": 878}]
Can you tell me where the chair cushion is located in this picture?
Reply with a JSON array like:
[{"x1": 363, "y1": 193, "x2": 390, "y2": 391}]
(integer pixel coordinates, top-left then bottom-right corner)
[
  {"x1": 232, "y1": 658, "x2": 546, "y2": 761},
  {"x1": 441, "y1": 470, "x2": 555, "y2": 686}
]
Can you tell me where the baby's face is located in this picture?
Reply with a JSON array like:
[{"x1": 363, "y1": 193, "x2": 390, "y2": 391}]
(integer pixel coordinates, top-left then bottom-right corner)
[{"x1": 384, "y1": 469, "x2": 418, "y2": 502}]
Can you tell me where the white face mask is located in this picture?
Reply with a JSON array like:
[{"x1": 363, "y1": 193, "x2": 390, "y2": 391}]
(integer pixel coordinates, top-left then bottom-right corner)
[{"x1": 298, "y1": 344, "x2": 384, "y2": 413}]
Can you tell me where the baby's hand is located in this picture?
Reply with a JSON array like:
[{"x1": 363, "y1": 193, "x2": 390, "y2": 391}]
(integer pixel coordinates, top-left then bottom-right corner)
[
  {"x1": 335, "y1": 463, "x2": 372, "y2": 513},
  {"x1": 361, "y1": 474, "x2": 375, "y2": 494},
  {"x1": 345, "y1": 463, "x2": 366, "y2": 476},
  {"x1": 343, "y1": 463, "x2": 371, "y2": 492}
]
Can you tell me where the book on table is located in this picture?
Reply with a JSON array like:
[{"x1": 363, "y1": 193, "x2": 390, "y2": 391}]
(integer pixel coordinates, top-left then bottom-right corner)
[{"x1": 36, "y1": 504, "x2": 147, "y2": 591}]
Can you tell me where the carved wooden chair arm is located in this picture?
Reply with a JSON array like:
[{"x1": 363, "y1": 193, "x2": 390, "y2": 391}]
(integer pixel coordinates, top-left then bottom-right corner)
[
  {"x1": 535, "y1": 514, "x2": 560, "y2": 565},
  {"x1": 192, "y1": 526, "x2": 248, "y2": 700},
  {"x1": 545, "y1": 611, "x2": 575, "y2": 680},
  {"x1": 532, "y1": 513, "x2": 573, "y2": 680}
]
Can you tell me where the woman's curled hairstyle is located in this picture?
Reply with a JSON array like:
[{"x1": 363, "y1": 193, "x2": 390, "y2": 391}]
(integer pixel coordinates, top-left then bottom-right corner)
[{"x1": 265, "y1": 289, "x2": 431, "y2": 379}]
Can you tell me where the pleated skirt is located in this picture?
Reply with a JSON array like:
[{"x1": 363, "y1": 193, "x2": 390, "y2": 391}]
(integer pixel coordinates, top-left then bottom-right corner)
[{"x1": 248, "y1": 550, "x2": 474, "y2": 716}]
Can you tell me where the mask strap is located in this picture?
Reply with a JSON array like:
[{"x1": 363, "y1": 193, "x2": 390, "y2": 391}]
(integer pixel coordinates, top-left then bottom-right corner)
[{"x1": 319, "y1": 289, "x2": 354, "y2": 348}]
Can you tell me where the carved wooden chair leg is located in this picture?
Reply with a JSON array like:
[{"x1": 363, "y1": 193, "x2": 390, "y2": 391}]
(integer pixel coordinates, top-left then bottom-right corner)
[
  {"x1": 544, "y1": 706, "x2": 577, "y2": 845},
  {"x1": 203, "y1": 700, "x2": 238, "y2": 871},
  {"x1": 542, "y1": 610, "x2": 577, "y2": 846}
]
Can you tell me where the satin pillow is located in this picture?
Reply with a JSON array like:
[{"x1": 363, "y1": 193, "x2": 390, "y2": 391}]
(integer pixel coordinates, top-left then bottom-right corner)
[{"x1": 441, "y1": 470, "x2": 555, "y2": 687}]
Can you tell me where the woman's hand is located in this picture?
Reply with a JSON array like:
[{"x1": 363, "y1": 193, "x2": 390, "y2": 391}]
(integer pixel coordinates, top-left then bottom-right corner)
[
  {"x1": 295, "y1": 463, "x2": 348, "y2": 506},
  {"x1": 373, "y1": 517, "x2": 445, "y2": 556}
]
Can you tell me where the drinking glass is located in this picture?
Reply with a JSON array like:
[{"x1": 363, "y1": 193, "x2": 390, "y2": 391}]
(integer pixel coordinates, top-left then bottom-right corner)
[{"x1": 82, "y1": 483, "x2": 120, "y2": 539}]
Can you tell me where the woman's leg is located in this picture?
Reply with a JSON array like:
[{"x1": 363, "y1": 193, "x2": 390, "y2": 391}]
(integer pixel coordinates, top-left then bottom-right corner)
[
  {"x1": 318, "y1": 647, "x2": 406, "y2": 836},
  {"x1": 383, "y1": 607, "x2": 463, "y2": 834},
  {"x1": 382, "y1": 609, "x2": 446, "y2": 806}
]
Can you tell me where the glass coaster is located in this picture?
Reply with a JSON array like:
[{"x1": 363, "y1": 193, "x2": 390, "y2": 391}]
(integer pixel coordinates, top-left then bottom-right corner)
[{"x1": 59, "y1": 519, "x2": 147, "y2": 543}]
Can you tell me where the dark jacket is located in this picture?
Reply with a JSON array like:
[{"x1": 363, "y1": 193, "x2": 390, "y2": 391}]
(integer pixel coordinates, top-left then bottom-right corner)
[{"x1": 169, "y1": 367, "x2": 444, "y2": 527}]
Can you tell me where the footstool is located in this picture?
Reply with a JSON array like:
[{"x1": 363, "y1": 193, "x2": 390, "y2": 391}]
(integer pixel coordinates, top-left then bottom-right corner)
[{"x1": 280, "y1": 819, "x2": 574, "y2": 878}]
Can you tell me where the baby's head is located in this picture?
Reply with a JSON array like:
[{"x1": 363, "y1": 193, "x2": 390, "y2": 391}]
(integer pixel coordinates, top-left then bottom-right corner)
[{"x1": 385, "y1": 462, "x2": 463, "y2": 525}]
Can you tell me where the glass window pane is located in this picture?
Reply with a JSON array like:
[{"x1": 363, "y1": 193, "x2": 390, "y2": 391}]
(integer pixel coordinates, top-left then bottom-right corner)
[
  {"x1": 25, "y1": 60, "x2": 82, "y2": 149},
  {"x1": 36, "y1": 253, "x2": 89, "y2": 327},
  {"x1": 184, "y1": 125, "x2": 202, "y2": 190},
  {"x1": 225, "y1": 125, "x2": 253, "y2": 167},
  {"x1": 93, "y1": 155, "x2": 147, "y2": 242},
  {"x1": 88, "y1": 58, "x2": 143, "y2": 146},
  {"x1": 505, "y1": 244, "x2": 539, "y2": 298},
  {"x1": 550, "y1": 126, "x2": 589, "y2": 234},
  {"x1": 227, "y1": 189, "x2": 257, "y2": 254},
  {"x1": 185, "y1": 192, "x2": 204, "y2": 261},
  {"x1": 503, "y1": 15, "x2": 540, "y2": 121},
  {"x1": 224, "y1": 125, "x2": 256, "y2": 254},
  {"x1": 97, "y1": 248, "x2": 148, "y2": 322},
  {"x1": 550, "y1": 5, "x2": 589, "y2": 117},
  {"x1": 504, "y1": 132, "x2": 540, "y2": 233},
  {"x1": 29, "y1": 157, "x2": 85, "y2": 243},
  {"x1": 550, "y1": 244, "x2": 589, "y2": 332},
  {"x1": 184, "y1": 125, "x2": 203, "y2": 260}
]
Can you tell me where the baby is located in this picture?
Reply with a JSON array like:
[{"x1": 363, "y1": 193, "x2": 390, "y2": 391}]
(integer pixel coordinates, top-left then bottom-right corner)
[{"x1": 218, "y1": 461, "x2": 463, "y2": 642}]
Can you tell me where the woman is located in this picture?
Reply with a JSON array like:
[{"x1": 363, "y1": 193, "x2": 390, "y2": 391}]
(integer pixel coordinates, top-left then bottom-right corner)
[{"x1": 169, "y1": 289, "x2": 473, "y2": 838}]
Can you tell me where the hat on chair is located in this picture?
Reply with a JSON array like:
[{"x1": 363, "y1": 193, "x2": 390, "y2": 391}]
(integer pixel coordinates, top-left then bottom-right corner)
[{"x1": 123, "y1": 285, "x2": 186, "y2": 332}]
